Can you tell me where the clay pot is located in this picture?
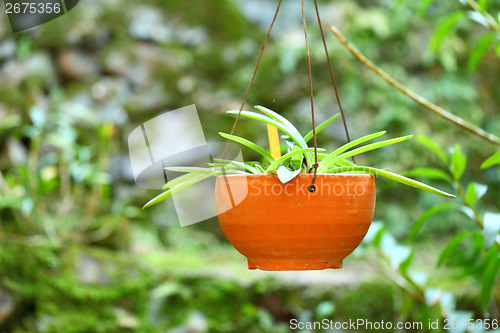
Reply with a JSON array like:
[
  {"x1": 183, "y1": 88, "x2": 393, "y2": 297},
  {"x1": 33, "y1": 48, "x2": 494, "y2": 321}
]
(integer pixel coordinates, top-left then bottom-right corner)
[{"x1": 215, "y1": 174, "x2": 376, "y2": 271}]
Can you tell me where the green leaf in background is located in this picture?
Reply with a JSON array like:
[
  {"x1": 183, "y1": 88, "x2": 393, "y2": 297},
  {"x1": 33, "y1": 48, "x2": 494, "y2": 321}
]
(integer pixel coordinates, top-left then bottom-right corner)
[
  {"x1": 276, "y1": 166, "x2": 301, "y2": 184},
  {"x1": 430, "y1": 12, "x2": 466, "y2": 51},
  {"x1": 483, "y1": 212, "x2": 500, "y2": 248},
  {"x1": 424, "y1": 288, "x2": 455, "y2": 315},
  {"x1": 450, "y1": 145, "x2": 467, "y2": 181},
  {"x1": 363, "y1": 221, "x2": 386, "y2": 245},
  {"x1": 418, "y1": 0, "x2": 437, "y2": 16},
  {"x1": 465, "y1": 182, "x2": 488, "y2": 206},
  {"x1": 468, "y1": 33, "x2": 496, "y2": 71},
  {"x1": 480, "y1": 245, "x2": 500, "y2": 314},
  {"x1": 303, "y1": 113, "x2": 340, "y2": 143},
  {"x1": 379, "y1": 232, "x2": 413, "y2": 268},
  {"x1": 481, "y1": 151, "x2": 500, "y2": 169},
  {"x1": 438, "y1": 231, "x2": 482, "y2": 266},
  {"x1": 403, "y1": 167, "x2": 453, "y2": 184},
  {"x1": 219, "y1": 132, "x2": 274, "y2": 163},
  {"x1": 408, "y1": 203, "x2": 458, "y2": 241},
  {"x1": 417, "y1": 136, "x2": 449, "y2": 165},
  {"x1": 478, "y1": 0, "x2": 491, "y2": 10}
]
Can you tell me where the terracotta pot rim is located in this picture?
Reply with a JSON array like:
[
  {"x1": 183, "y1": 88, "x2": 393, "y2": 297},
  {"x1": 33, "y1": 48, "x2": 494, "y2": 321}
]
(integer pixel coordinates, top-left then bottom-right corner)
[{"x1": 216, "y1": 173, "x2": 374, "y2": 179}]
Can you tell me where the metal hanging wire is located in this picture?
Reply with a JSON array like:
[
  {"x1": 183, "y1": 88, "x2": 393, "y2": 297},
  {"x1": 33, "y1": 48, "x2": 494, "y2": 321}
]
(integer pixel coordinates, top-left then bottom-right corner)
[{"x1": 226, "y1": 0, "x2": 353, "y2": 192}]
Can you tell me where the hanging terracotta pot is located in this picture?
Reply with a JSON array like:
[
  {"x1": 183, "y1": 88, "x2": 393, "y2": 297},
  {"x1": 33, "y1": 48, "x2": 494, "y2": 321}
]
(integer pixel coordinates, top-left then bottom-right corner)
[{"x1": 215, "y1": 173, "x2": 376, "y2": 271}]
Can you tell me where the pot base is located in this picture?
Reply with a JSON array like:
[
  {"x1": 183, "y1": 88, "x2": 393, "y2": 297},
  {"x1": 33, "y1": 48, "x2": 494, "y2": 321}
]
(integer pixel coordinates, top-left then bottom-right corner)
[{"x1": 248, "y1": 258, "x2": 343, "y2": 271}]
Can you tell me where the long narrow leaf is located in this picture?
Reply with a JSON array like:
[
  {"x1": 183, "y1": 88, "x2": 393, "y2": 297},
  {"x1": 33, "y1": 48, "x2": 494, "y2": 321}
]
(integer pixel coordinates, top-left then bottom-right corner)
[
  {"x1": 318, "y1": 131, "x2": 387, "y2": 170},
  {"x1": 403, "y1": 167, "x2": 453, "y2": 184},
  {"x1": 227, "y1": 110, "x2": 313, "y2": 167},
  {"x1": 165, "y1": 166, "x2": 216, "y2": 173},
  {"x1": 417, "y1": 135, "x2": 449, "y2": 164},
  {"x1": 143, "y1": 172, "x2": 220, "y2": 209},
  {"x1": 219, "y1": 132, "x2": 274, "y2": 163},
  {"x1": 319, "y1": 135, "x2": 413, "y2": 172},
  {"x1": 329, "y1": 166, "x2": 456, "y2": 198},
  {"x1": 481, "y1": 151, "x2": 500, "y2": 169},
  {"x1": 304, "y1": 114, "x2": 340, "y2": 143},
  {"x1": 408, "y1": 203, "x2": 458, "y2": 241},
  {"x1": 226, "y1": 110, "x2": 307, "y2": 148},
  {"x1": 163, "y1": 172, "x2": 203, "y2": 190},
  {"x1": 266, "y1": 148, "x2": 325, "y2": 173},
  {"x1": 255, "y1": 106, "x2": 304, "y2": 144},
  {"x1": 212, "y1": 158, "x2": 260, "y2": 174},
  {"x1": 438, "y1": 231, "x2": 482, "y2": 266}
]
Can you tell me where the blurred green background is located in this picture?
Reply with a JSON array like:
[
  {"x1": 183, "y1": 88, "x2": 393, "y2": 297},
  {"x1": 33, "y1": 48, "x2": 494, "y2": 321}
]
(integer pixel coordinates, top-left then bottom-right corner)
[{"x1": 0, "y1": 0, "x2": 499, "y2": 332}]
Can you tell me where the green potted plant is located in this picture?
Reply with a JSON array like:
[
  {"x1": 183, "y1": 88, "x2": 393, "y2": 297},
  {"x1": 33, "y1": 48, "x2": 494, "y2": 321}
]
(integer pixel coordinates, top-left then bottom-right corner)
[{"x1": 144, "y1": 106, "x2": 455, "y2": 271}]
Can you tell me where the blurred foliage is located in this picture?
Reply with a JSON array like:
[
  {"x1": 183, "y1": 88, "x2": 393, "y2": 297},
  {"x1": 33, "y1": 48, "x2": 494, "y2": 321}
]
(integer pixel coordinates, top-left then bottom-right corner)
[{"x1": 0, "y1": 0, "x2": 499, "y2": 332}]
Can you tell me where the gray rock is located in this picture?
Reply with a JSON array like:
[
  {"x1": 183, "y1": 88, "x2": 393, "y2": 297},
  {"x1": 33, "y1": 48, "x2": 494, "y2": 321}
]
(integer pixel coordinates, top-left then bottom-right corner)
[
  {"x1": 0, "y1": 288, "x2": 14, "y2": 325},
  {"x1": 0, "y1": 40, "x2": 16, "y2": 60},
  {"x1": 75, "y1": 254, "x2": 110, "y2": 285}
]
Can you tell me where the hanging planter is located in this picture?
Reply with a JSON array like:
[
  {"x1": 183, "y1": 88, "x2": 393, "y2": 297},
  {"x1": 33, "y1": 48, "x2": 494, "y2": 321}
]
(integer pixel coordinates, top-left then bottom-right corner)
[
  {"x1": 142, "y1": 0, "x2": 456, "y2": 270},
  {"x1": 215, "y1": 173, "x2": 375, "y2": 270},
  {"x1": 144, "y1": 106, "x2": 455, "y2": 270}
]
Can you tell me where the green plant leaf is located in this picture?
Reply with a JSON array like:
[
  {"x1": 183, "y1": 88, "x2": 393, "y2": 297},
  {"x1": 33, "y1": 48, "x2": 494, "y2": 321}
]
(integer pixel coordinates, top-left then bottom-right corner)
[
  {"x1": 303, "y1": 113, "x2": 340, "y2": 143},
  {"x1": 330, "y1": 166, "x2": 456, "y2": 198},
  {"x1": 143, "y1": 172, "x2": 219, "y2": 209},
  {"x1": 226, "y1": 110, "x2": 305, "y2": 146},
  {"x1": 481, "y1": 151, "x2": 500, "y2": 169},
  {"x1": 468, "y1": 33, "x2": 496, "y2": 71},
  {"x1": 483, "y1": 212, "x2": 500, "y2": 248},
  {"x1": 162, "y1": 172, "x2": 203, "y2": 190},
  {"x1": 465, "y1": 182, "x2": 488, "y2": 206},
  {"x1": 226, "y1": 110, "x2": 310, "y2": 166},
  {"x1": 430, "y1": 11, "x2": 466, "y2": 51},
  {"x1": 289, "y1": 146, "x2": 303, "y2": 170},
  {"x1": 266, "y1": 148, "x2": 325, "y2": 173},
  {"x1": 255, "y1": 106, "x2": 304, "y2": 144},
  {"x1": 480, "y1": 245, "x2": 500, "y2": 314},
  {"x1": 418, "y1": 0, "x2": 437, "y2": 16},
  {"x1": 408, "y1": 203, "x2": 458, "y2": 241},
  {"x1": 255, "y1": 164, "x2": 266, "y2": 174},
  {"x1": 212, "y1": 158, "x2": 260, "y2": 174},
  {"x1": 417, "y1": 136, "x2": 449, "y2": 164},
  {"x1": 363, "y1": 221, "x2": 386, "y2": 245},
  {"x1": 478, "y1": 0, "x2": 490, "y2": 10},
  {"x1": 319, "y1": 135, "x2": 411, "y2": 172},
  {"x1": 403, "y1": 167, "x2": 453, "y2": 184},
  {"x1": 219, "y1": 132, "x2": 274, "y2": 163},
  {"x1": 450, "y1": 145, "x2": 467, "y2": 181},
  {"x1": 317, "y1": 131, "x2": 386, "y2": 171},
  {"x1": 438, "y1": 231, "x2": 482, "y2": 266},
  {"x1": 165, "y1": 166, "x2": 217, "y2": 173},
  {"x1": 277, "y1": 166, "x2": 301, "y2": 183}
]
